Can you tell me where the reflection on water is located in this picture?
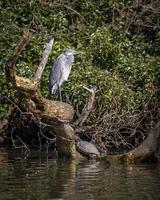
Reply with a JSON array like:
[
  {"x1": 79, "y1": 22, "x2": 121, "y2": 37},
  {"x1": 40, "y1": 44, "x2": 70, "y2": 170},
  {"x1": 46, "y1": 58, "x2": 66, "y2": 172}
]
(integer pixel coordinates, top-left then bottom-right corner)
[{"x1": 0, "y1": 149, "x2": 160, "y2": 200}]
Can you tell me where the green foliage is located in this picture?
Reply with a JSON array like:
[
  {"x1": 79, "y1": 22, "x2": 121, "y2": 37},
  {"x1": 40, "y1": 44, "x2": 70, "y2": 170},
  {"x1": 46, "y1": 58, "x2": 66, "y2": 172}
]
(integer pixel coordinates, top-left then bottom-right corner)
[
  {"x1": 87, "y1": 27, "x2": 159, "y2": 98},
  {"x1": 0, "y1": 0, "x2": 159, "y2": 119}
]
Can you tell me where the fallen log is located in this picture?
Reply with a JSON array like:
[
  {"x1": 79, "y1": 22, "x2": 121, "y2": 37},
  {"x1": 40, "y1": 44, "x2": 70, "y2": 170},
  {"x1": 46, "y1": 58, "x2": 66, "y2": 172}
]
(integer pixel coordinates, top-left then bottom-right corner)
[
  {"x1": 105, "y1": 121, "x2": 160, "y2": 164},
  {"x1": 120, "y1": 121, "x2": 160, "y2": 163}
]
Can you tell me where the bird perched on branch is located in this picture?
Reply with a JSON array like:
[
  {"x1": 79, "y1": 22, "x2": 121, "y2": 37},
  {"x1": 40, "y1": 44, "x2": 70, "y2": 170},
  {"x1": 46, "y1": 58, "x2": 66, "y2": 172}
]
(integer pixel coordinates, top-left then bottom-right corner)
[{"x1": 49, "y1": 49, "x2": 79, "y2": 101}]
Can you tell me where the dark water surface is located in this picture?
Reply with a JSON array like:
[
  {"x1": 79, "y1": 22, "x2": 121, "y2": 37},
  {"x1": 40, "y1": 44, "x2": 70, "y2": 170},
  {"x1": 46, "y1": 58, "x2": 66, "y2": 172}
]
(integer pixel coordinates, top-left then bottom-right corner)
[{"x1": 0, "y1": 149, "x2": 160, "y2": 200}]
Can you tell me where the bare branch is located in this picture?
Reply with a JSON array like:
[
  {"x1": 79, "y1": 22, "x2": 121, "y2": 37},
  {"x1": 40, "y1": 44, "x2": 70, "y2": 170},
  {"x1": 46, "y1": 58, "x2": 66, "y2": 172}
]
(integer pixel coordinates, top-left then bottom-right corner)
[
  {"x1": 34, "y1": 38, "x2": 54, "y2": 81},
  {"x1": 5, "y1": 30, "x2": 31, "y2": 85},
  {"x1": 59, "y1": 4, "x2": 88, "y2": 24},
  {"x1": 74, "y1": 86, "x2": 97, "y2": 127},
  {"x1": 0, "y1": 95, "x2": 22, "y2": 113},
  {"x1": 39, "y1": 1, "x2": 88, "y2": 24}
]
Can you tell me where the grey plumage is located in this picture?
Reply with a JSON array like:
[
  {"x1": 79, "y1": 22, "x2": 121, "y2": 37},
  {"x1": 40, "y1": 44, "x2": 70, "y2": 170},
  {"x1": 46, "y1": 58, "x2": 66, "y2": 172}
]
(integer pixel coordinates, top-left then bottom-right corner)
[{"x1": 49, "y1": 49, "x2": 78, "y2": 95}]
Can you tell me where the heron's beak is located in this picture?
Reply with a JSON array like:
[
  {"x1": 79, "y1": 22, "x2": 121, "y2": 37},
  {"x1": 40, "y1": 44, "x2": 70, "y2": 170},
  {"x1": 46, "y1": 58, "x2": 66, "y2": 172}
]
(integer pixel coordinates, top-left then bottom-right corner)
[{"x1": 73, "y1": 50, "x2": 83, "y2": 55}]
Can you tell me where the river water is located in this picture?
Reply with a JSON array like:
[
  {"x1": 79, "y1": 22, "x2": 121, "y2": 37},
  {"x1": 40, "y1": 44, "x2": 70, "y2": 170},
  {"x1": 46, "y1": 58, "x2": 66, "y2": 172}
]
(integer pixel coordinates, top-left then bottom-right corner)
[{"x1": 0, "y1": 149, "x2": 160, "y2": 200}]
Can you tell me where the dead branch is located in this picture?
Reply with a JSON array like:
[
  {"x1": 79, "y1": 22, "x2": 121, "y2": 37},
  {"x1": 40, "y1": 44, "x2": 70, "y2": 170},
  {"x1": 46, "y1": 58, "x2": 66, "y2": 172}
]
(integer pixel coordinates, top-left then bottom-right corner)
[
  {"x1": 34, "y1": 38, "x2": 54, "y2": 81},
  {"x1": 74, "y1": 86, "x2": 97, "y2": 127},
  {"x1": 11, "y1": 130, "x2": 31, "y2": 156},
  {"x1": 39, "y1": 1, "x2": 88, "y2": 24},
  {"x1": 5, "y1": 30, "x2": 31, "y2": 85}
]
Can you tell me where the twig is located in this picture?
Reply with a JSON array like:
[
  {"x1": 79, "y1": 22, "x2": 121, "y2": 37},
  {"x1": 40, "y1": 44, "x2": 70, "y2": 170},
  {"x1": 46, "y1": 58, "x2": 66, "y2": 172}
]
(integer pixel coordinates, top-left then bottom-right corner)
[
  {"x1": 16, "y1": 135, "x2": 31, "y2": 156},
  {"x1": 39, "y1": 1, "x2": 88, "y2": 24},
  {"x1": 0, "y1": 95, "x2": 22, "y2": 113},
  {"x1": 37, "y1": 131, "x2": 42, "y2": 152},
  {"x1": 61, "y1": 4, "x2": 88, "y2": 24},
  {"x1": 39, "y1": 121, "x2": 52, "y2": 128},
  {"x1": 39, "y1": 128, "x2": 56, "y2": 141},
  {"x1": 11, "y1": 130, "x2": 30, "y2": 156}
]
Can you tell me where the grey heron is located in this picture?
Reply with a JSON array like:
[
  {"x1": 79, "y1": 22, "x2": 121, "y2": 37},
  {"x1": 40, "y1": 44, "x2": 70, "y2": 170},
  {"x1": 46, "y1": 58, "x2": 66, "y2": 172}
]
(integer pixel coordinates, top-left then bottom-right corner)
[{"x1": 48, "y1": 49, "x2": 79, "y2": 101}]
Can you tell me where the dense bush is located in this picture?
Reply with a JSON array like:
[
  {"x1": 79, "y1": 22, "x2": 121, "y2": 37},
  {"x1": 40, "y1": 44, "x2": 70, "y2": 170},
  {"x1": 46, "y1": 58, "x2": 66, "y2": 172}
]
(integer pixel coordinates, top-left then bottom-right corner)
[{"x1": 0, "y1": 0, "x2": 159, "y2": 123}]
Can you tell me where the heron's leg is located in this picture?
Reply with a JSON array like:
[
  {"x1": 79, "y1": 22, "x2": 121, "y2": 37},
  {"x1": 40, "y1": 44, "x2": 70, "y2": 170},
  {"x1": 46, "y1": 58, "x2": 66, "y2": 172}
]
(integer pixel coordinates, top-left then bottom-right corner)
[{"x1": 58, "y1": 85, "x2": 62, "y2": 102}]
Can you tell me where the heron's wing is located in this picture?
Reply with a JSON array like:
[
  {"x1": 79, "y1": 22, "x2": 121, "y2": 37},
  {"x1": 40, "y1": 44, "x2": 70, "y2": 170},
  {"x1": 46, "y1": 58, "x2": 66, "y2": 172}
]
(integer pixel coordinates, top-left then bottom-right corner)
[
  {"x1": 49, "y1": 54, "x2": 65, "y2": 93},
  {"x1": 61, "y1": 57, "x2": 73, "y2": 81}
]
